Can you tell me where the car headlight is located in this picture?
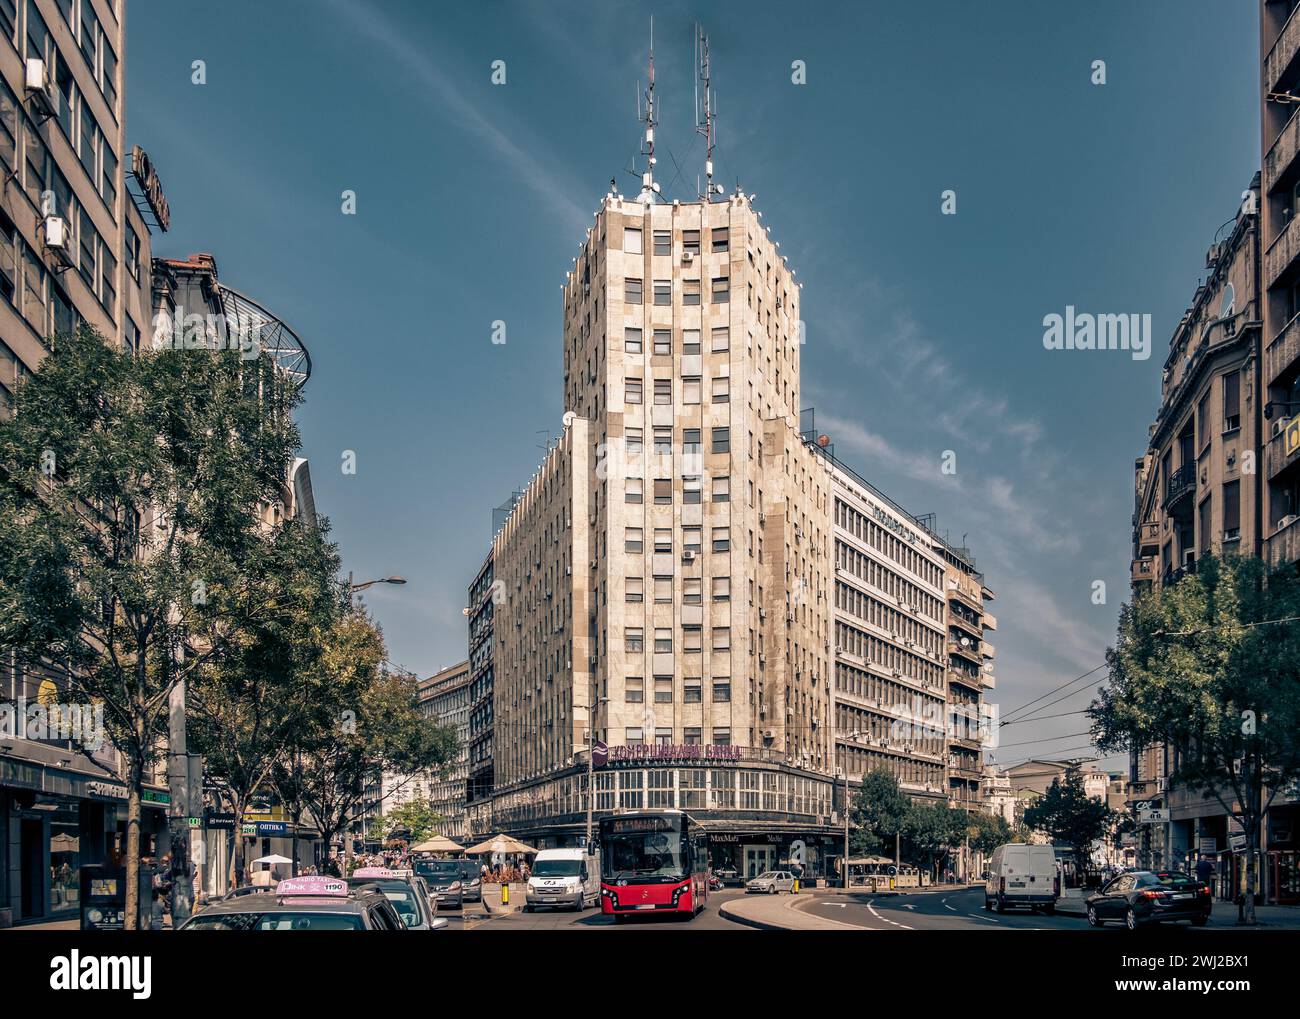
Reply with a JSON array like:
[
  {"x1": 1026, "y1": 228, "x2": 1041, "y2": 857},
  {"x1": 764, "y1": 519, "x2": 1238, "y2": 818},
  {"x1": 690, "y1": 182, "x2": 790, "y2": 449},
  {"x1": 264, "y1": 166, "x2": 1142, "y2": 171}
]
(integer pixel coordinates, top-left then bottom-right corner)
[{"x1": 449, "y1": 881, "x2": 462, "y2": 891}]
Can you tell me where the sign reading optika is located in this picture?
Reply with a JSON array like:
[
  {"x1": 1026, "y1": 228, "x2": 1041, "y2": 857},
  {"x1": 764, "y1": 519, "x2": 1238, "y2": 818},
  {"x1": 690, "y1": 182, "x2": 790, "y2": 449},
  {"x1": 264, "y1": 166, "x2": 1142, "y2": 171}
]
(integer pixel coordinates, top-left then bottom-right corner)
[{"x1": 130, "y1": 145, "x2": 170, "y2": 232}]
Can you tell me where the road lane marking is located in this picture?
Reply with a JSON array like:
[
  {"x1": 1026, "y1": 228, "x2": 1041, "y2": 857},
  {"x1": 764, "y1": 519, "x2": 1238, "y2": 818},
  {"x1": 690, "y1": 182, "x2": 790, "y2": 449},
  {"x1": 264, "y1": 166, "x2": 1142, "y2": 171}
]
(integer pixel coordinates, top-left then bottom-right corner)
[
  {"x1": 866, "y1": 899, "x2": 914, "y2": 930},
  {"x1": 967, "y1": 913, "x2": 1000, "y2": 923}
]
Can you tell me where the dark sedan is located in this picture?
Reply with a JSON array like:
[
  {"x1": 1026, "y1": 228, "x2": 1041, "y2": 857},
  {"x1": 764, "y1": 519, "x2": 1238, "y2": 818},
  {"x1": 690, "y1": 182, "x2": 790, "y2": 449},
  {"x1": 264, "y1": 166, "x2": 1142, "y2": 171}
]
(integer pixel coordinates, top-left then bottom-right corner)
[{"x1": 1086, "y1": 870, "x2": 1212, "y2": 929}]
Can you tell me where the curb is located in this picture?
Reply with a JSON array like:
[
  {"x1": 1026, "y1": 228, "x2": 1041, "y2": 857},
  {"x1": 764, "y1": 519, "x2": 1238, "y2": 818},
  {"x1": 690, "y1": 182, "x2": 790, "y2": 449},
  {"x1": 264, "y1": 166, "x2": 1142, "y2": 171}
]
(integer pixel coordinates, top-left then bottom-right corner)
[{"x1": 719, "y1": 892, "x2": 865, "y2": 931}]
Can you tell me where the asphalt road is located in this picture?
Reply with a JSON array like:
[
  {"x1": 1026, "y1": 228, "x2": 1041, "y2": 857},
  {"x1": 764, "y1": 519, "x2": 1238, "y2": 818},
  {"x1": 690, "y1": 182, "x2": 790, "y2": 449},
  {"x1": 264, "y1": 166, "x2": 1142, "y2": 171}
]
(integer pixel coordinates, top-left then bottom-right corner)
[
  {"x1": 796, "y1": 886, "x2": 1085, "y2": 930},
  {"x1": 437, "y1": 889, "x2": 753, "y2": 931}
]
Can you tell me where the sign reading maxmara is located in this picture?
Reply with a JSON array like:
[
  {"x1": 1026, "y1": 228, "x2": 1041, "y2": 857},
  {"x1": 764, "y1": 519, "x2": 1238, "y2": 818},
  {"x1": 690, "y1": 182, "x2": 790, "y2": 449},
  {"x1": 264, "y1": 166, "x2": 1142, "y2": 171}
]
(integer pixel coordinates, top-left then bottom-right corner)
[{"x1": 469, "y1": 183, "x2": 994, "y2": 883}]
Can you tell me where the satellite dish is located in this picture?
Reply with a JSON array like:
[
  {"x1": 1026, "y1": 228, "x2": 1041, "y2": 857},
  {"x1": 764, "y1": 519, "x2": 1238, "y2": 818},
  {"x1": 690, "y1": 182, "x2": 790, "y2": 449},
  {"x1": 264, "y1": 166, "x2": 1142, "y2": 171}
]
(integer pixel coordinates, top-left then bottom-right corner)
[{"x1": 562, "y1": 411, "x2": 577, "y2": 427}]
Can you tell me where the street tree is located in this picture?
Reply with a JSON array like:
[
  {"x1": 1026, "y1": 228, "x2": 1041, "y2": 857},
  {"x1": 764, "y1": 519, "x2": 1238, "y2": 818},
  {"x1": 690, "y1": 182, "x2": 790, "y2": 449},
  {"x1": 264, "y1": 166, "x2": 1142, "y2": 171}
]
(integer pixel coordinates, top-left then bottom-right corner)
[
  {"x1": 902, "y1": 802, "x2": 965, "y2": 880},
  {"x1": 0, "y1": 327, "x2": 301, "y2": 928},
  {"x1": 1093, "y1": 554, "x2": 1300, "y2": 924},
  {"x1": 368, "y1": 798, "x2": 444, "y2": 847},
  {"x1": 849, "y1": 767, "x2": 911, "y2": 857},
  {"x1": 188, "y1": 516, "x2": 341, "y2": 888},
  {"x1": 282, "y1": 608, "x2": 458, "y2": 864},
  {"x1": 1022, "y1": 767, "x2": 1111, "y2": 881}
]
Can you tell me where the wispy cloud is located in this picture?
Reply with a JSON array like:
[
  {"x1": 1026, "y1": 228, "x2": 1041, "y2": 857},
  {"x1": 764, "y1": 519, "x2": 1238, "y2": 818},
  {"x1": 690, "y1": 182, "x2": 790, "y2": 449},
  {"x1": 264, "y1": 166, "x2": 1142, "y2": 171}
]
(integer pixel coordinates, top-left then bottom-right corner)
[{"x1": 324, "y1": 0, "x2": 591, "y2": 232}]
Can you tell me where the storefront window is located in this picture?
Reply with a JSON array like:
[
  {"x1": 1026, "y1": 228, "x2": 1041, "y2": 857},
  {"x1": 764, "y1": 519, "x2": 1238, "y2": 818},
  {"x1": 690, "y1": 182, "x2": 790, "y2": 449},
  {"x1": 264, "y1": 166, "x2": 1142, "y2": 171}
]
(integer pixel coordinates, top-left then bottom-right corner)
[{"x1": 49, "y1": 805, "x2": 80, "y2": 914}]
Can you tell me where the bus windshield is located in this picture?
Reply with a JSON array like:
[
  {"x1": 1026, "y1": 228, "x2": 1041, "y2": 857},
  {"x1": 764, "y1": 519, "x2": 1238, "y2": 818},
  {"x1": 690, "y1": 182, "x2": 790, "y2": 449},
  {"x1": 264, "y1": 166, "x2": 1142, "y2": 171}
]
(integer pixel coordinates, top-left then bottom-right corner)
[{"x1": 602, "y1": 829, "x2": 687, "y2": 882}]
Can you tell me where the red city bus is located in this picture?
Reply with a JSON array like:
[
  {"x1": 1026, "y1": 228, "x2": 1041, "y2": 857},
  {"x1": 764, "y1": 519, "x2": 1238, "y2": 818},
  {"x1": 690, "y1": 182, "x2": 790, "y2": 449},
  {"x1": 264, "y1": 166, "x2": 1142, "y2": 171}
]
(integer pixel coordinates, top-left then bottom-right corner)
[{"x1": 598, "y1": 810, "x2": 709, "y2": 921}]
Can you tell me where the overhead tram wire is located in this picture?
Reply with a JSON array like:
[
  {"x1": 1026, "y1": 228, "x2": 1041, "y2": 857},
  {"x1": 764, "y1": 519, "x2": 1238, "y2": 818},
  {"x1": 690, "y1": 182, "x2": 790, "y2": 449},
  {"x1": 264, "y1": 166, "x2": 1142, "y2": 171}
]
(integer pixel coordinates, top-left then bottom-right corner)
[{"x1": 999, "y1": 662, "x2": 1107, "y2": 725}]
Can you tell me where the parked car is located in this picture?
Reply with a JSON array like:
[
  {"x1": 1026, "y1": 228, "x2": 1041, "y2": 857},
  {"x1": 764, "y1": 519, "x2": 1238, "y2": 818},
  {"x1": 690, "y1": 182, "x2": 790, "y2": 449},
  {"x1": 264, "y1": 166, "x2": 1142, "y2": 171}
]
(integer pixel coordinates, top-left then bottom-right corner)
[
  {"x1": 746, "y1": 870, "x2": 796, "y2": 894},
  {"x1": 346, "y1": 868, "x2": 448, "y2": 930},
  {"x1": 524, "y1": 847, "x2": 600, "y2": 911},
  {"x1": 984, "y1": 843, "x2": 1059, "y2": 914},
  {"x1": 1086, "y1": 870, "x2": 1212, "y2": 929},
  {"x1": 413, "y1": 860, "x2": 465, "y2": 910}
]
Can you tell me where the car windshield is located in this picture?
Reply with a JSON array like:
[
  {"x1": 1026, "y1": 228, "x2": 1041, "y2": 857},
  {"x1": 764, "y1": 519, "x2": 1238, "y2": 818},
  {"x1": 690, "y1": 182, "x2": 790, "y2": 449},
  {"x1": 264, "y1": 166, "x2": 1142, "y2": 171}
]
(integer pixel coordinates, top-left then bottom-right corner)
[
  {"x1": 755, "y1": 871, "x2": 780, "y2": 880},
  {"x1": 416, "y1": 862, "x2": 461, "y2": 879},
  {"x1": 184, "y1": 911, "x2": 365, "y2": 931},
  {"x1": 347, "y1": 880, "x2": 421, "y2": 925},
  {"x1": 533, "y1": 859, "x2": 582, "y2": 878}
]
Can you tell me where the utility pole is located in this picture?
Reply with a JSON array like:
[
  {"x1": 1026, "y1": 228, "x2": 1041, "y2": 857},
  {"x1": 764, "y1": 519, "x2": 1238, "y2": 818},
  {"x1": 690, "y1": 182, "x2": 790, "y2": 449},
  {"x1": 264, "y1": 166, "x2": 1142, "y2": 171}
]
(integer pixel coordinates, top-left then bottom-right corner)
[
  {"x1": 585, "y1": 695, "x2": 608, "y2": 846},
  {"x1": 842, "y1": 771, "x2": 850, "y2": 888}
]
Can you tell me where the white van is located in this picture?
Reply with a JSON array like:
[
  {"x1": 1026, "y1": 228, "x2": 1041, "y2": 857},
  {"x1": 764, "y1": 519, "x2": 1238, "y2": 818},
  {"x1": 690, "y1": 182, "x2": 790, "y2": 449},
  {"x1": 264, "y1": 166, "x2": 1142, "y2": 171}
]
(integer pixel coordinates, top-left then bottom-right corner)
[
  {"x1": 525, "y1": 848, "x2": 600, "y2": 912},
  {"x1": 984, "y1": 843, "x2": 1059, "y2": 914}
]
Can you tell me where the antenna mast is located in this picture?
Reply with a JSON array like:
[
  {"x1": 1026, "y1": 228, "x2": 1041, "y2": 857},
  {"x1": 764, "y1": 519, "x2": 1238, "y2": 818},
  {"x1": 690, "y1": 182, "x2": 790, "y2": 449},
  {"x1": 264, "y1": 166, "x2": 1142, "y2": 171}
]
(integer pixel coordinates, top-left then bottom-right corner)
[
  {"x1": 638, "y1": 17, "x2": 660, "y2": 205},
  {"x1": 695, "y1": 23, "x2": 718, "y2": 201}
]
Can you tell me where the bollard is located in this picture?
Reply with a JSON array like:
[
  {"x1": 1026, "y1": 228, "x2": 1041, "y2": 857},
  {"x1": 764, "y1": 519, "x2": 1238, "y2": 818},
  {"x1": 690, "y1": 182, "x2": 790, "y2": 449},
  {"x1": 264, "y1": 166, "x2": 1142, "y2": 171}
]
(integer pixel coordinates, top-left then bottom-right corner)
[
  {"x1": 501, "y1": 881, "x2": 509, "y2": 906},
  {"x1": 793, "y1": 878, "x2": 799, "y2": 894},
  {"x1": 889, "y1": 876, "x2": 895, "y2": 890}
]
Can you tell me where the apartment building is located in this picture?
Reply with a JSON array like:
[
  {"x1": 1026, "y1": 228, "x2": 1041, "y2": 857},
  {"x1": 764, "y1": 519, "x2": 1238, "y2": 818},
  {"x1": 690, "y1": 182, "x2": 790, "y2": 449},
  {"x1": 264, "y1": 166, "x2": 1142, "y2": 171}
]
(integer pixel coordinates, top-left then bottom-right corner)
[
  {"x1": 466, "y1": 553, "x2": 495, "y2": 809},
  {"x1": 940, "y1": 548, "x2": 996, "y2": 811},
  {"x1": 417, "y1": 660, "x2": 471, "y2": 841}
]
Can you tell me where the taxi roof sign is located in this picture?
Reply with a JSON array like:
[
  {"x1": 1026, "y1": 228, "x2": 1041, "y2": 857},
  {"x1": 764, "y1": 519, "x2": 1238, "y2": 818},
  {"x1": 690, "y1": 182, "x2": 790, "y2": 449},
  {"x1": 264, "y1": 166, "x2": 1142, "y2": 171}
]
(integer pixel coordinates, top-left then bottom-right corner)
[
  {"x1": 277, "y1": 876, "x2": 348, "y2": 897},
  {"x1": 352, "y1": 867, "x2": 402, "y2": 879}
]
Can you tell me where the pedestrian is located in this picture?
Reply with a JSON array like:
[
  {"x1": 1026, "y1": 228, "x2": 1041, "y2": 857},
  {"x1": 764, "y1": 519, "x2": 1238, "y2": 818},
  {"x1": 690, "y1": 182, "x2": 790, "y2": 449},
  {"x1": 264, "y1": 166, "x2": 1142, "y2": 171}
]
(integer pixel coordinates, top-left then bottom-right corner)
[{"x1": 149, "y1": 887, "x2": 166, "y2": 930}]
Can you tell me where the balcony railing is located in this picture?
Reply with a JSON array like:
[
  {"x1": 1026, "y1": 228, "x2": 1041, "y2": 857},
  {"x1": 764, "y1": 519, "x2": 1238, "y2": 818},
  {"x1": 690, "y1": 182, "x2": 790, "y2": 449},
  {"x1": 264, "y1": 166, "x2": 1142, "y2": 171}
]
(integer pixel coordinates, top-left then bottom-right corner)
[
  {"x1": 1265, "y1": 1, "x2": 1300, "y2": 97},
  {"x1": 1267, "y1": 425, "x2": 1300, "y2": 479},
  {"x1": 1137, "y1": 521, "x2": 1160, "y2": 554},
  {"x1": 1266, "y1": 108, "x2": 1300, "y2": 194},
  {"x1": 1163, "y1": 463, "x2": 1196, "y2": 513},
  {"x1": 1266, "y1": 211, "x2": 1300, "y2": 291},
  {"x1": 1131, "y1": 556, "x2": 1155, "y2": 583},
  {"x1": 1269, "y1": 513, "x2": 1300, "y2": 566},
  {"x1": 1267, "y1": 313, "x2": 1300, "y2": 387}
]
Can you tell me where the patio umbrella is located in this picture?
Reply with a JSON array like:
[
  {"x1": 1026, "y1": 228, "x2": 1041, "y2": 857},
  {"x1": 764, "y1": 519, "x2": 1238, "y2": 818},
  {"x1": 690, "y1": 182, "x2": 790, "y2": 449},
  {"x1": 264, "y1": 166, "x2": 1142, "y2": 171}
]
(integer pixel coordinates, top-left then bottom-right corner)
[
  {"x1": 411, "y1": 835, "x2": 465, "y2": 854},
  {"x1": 463, "y1": 833, "x2": 538, "y2": 855},
  {"x1": 251, "y1": 853, "x2": 293, "y2": 866}
]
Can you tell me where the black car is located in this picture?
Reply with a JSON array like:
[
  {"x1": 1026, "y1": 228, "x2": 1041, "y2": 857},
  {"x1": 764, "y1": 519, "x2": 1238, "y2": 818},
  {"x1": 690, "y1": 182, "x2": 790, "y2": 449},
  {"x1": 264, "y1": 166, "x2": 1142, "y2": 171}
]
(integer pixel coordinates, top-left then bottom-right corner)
[{"x1": 1085, "y1": 870, "x2": 1212, "y2": 929}]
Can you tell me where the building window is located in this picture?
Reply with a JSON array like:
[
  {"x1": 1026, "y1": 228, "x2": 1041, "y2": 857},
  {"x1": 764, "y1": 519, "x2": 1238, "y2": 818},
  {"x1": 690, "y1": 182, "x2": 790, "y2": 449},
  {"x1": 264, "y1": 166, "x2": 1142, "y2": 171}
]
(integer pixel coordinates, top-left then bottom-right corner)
[
  {"x1": 711, "y1": 276, "x2": 730, "y2": 303},
  {"x1": 653, "y1": 280, "x2": 671, "y2": 306},
  {"x1": 712, "y1": 576, "x2": 731, "y2": 601},
  {"x1": 712, "y1": 427, "x2": 730, "y2": 454},
  {"x1": 712, "y1": 627, "x2": 731, "y2": 651},
  {"x1": 683, "y1": 626, "x2": 702, "y2": 653},
  {"x1": 654, "y1": 576, "x2": 673, "y2": 603},
  {"x1": 683, "y1": 329, "x2": 701, "y2": 354},
  {"x1": 654, "y1": 675, "x2": 673, "y2": 702},
  {"x1": 124, "y1": 221, "x2": 140, "y2": 282},
  {"x1": 654, "y1": 378, "x2": 672, "y2": 405},
  {"x1": 653, "y1": 528, "x2": 672, "y2": 553},
  {"x1": 653, "y1": 328, "x2": 671, "y2": 354},
  {"x1": 625, "y1": 527, "x2": 643, "y2": 553},
  {"x1": 712, "y1": 476, "x2": 730, "y2": 502},
  {"x1": 625, "y1": 676, "x2": 644, "y2": 703},
  {"x1": 684, "y1": 679, "x2": 702, "y2": 704},
  {"x1": 654, "y1": 628, "x2": 672, "y2": 653},
  {"x1": 652, "y1": 426, "x2": 672, "y2": 455},
  {"x1": 1223, "y1": 371, "x2": 1240, "y2": 431},
  {"x1": 624, "y1": 227, "x2": 642, "y2": 254},
  {"x1": 711, "y1": 326, "x2": 729, "y2": 352},
  {"x1": 626, "y1": 478, "x2": 643, "y2": 504},
  {"x1": 653, "y1": 478, "x2": 672, "y2": 505},
  {"x1": 712, "y1": 228, "x2": 729, "y2": 253},
  {"x1": 626, "y1": 628, "x2": 644, "y2": 653},
  {"x1": 653, "y1": 230, "x2": 670, "y2": 256},
  {"x1": 626, "y1": 727, "x2": 644, "y2": 744},
  {"x1": 683, "y1": 476, "x2": 701, "y2": 504},
  {"x1": 626, "y1": 577, "x2": 644, "y2": 603},
  {"x1": 626, "y1": 427, "x2": 643, "y2": 454},
  {"x1": 683, "y1": 279, "x2": 700, "y2": 305},
  {"x1": 683, "y1": 527, "x2": 702, "y2": 553},
  {"x1": 625, "y1": 278, "x2": 643, "y2": 304},
  {"x1": 683, "y1": 376, "x2": 701, "y2": 404},
  {"x1": 712, "y1": 727, "x2": 731, "y2": 746},
  {"x1": 1223, "y1": 480, "x2": 1241, "y2": 541},
  {"x1": 712, "y1": 376, "x2": 730, "y2": 403},
  {"x1": 654, "y1": 729, "x2": 673, "y2": 747},
  {"x1": 712, "y1": 527, "x2": 730, "y2": 552},
  {"x1": 712, "y1": 679, "x2": 731, "y2": 703},
  {"x1": 624, "y1": 327, "x2": 643, "y2": 353},
  {"x1": 683, "y1": 577, "x2": 702, "y2": 604},
  {"x1": 625, "y1": 377, "x2": 642, "y2": 404},
  {"x1": 683, "y1": 230, "x2": 700, "y2": 255}
]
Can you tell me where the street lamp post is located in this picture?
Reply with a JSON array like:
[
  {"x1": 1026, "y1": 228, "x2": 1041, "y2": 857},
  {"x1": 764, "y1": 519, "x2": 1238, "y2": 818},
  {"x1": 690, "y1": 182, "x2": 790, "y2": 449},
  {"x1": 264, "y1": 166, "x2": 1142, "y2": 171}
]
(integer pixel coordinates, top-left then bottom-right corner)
[
  {"x1": 585, "y1": 696, "x2": 610, "y2": 846},
  {"x1": 841, "y1": 771, "x2": 850, "y2": 888}
]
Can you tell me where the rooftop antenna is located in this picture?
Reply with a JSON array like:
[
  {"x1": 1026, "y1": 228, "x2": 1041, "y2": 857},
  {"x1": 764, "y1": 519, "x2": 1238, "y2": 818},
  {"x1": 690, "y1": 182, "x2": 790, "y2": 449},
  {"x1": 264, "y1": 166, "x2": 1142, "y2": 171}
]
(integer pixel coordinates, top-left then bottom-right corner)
[
  {"x1": 695, "y1": 24, "x2": 720, "y2": 200},
  {"x1": 637, "y1": 17, "x2": 660, "y2": 205}
]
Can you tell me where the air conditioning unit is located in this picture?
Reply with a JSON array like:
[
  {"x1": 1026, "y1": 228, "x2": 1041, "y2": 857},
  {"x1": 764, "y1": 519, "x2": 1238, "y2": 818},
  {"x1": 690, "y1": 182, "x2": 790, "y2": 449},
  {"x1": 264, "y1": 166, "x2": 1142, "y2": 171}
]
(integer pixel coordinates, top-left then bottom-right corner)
[
  {"x1": 24, "y1": 59, "x2": 56, "y2": 119},
  {"x1": 759, "y1": 608, "x2": 766, "y2": 620},
  {"x1": 682, "y1": 251, "x2": 694, "y2": 263},
  {"x1": 1279, "y1": 514, "x2": 1298, "y2": 530},
  {"x1": 682, "y1": 550, "x2": 696, "y2": 562},
  {"x1": 42, "y1": 216, "x2": 73, "y2": 268},
  {"x1": 762, "y1": 729, "x2": 775, "y2": 740}
]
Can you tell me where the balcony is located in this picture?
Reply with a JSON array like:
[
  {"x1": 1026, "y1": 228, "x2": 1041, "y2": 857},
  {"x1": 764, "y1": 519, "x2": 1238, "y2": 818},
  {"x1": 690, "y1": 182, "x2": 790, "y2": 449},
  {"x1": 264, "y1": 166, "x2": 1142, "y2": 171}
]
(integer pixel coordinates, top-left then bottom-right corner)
[
  {"x1": 1137, "y1": 521, "x2": 1160, "y2": 555},
  {"x1": 1163, "y1": 463, "x2": 1196, "y2": 518},
  {"x1": 1131, "y1": 556, "x2": 1155, "y2": 584},
  {"x1": 1267, "y1": 424, "x2": 1300, "y2": 480},
  {"x1": 981, "y1": 639, "x2": 996, "y2": 660},
  {"x1": 1269, "y1": 513, "x2": 1300, "y2": 566},
  {"x1": 1265, "y1": 2, "x2": 1300, "y2": 98},
  {"x1": 1266, "y1": 210, "x2": 1300, "y2": 291},
  {"x1": 947, "y1": 639, "x2": 982, "y2": 666},
  {"x1": 947, "y1": 667, "x2": 982, "y2": 690},
  {"x1": 982, "y1": 611, "x2": 997, "y2": 631},
  {"x1": 981, "y1": 670, "x2": 996, "y2": 690},
  {"x1": 1267, "y1": 108, "x2": 1300, "y2": 195},
  {"x1": 1267, "y1": 313, "x2": 1300, "y2": 387},
  {"x1": 950, "y1": 612, "x2": 981, "y2": 639}
]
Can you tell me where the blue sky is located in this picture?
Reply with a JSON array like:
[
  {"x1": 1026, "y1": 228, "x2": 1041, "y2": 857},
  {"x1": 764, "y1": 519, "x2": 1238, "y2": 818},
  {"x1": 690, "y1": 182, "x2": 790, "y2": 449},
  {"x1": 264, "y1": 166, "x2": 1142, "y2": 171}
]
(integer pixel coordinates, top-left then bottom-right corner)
[{"x1": 125, "y1": 0, "x2": 1260, "y2": 768}]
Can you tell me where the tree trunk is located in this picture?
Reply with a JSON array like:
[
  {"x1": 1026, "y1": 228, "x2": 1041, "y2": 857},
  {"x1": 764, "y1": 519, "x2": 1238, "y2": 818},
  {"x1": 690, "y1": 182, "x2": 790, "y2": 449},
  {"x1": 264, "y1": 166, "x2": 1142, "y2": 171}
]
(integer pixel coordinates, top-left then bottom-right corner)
[
  {"x1": 124, "y1": 755, "x2": 142, "y2": 931},
  {"x1": 230, "y1": 793, "x2": 248, "y2": 889}
]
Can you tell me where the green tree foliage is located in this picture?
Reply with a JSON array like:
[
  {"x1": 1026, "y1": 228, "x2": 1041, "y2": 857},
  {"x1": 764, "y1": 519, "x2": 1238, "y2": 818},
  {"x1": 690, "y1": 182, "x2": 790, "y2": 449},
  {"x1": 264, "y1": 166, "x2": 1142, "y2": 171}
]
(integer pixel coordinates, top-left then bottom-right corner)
[
  {"x1": 369, "y1": 798, "x2": 444, "y2": 846},
  {"x1": 849, "y1": 767, "x2": 911, "y2": 857},
  {"x1": 1093, "y1": 555, "x2": 1300, "y2": 924},
  {"x1": 0, "y1": 328, "x2": 301, "y2": 927},
  {"x1": 1022, "y1": 767, "x2": 1111, "y2": 877}
]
